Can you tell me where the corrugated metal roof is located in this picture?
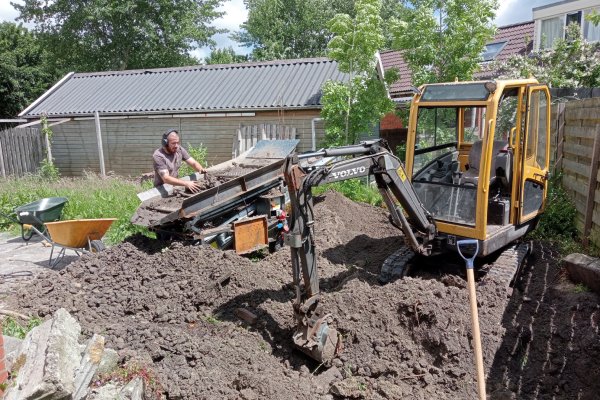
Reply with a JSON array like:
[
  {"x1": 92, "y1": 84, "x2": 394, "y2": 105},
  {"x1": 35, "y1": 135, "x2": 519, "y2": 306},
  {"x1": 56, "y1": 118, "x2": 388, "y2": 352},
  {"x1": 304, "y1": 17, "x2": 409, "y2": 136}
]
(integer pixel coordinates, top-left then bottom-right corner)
[
  {"x1": 21, "y1": 58, "x2": 349, "y2": 118},
  {"x1": 380, "y1": 21, "x2": 535, "y2": 98}
]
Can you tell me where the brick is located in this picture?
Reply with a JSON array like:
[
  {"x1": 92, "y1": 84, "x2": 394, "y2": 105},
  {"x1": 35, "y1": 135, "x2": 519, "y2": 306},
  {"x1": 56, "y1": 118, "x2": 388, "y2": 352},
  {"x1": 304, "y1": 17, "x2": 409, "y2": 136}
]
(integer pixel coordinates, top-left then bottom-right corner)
[{"x1": 0, "y1": 325, "x2": 5, "y2": 395}]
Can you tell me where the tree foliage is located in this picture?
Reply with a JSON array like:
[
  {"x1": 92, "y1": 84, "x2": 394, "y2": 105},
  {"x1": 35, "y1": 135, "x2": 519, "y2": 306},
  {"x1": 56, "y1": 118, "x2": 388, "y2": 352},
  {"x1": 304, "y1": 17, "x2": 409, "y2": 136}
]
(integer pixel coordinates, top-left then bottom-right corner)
[
  {"x1": 234, "y1": 0, "x2": 353, "y2": 61},
  {"x1": 204, "y1": 47, "x2": 249, "y2": 65},
  {"x1": 234, "y1": 0, "x2": 406, "y2": 61},
  {"x1": 495, "y1": 23, "x2": 600, "y2": 88},
  {"x1": 0, "y1": 22, "x2": 55, "y2": 118},
  {"x1": 13, "y1": 0, "x2": 225, "y2": 72},
  {"x1": 391, "y1": 0, "x2": 497, "y2": 86},
  {"x1": 321, "y1": 0, "x2": 397, "y2": 146}
]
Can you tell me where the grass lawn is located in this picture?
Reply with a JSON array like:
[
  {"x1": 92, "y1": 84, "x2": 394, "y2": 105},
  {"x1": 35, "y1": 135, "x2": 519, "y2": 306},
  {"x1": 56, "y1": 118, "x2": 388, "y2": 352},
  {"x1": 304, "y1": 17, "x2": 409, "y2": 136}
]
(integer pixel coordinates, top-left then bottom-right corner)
[{"x1": 0, "y1": 173, "x2": 152, "y2": 244}]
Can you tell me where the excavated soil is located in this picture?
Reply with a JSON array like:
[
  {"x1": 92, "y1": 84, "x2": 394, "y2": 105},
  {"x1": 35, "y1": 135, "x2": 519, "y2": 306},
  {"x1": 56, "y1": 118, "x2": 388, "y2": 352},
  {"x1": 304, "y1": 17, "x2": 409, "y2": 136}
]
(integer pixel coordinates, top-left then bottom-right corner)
[{"x1": 9, "y1": 190, "x2": 600, "y2": 399}]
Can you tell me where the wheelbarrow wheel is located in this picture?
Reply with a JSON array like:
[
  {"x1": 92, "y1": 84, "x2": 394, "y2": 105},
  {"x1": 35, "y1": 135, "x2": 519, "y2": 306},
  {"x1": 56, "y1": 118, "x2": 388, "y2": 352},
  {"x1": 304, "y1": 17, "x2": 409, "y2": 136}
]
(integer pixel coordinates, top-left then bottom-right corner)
[
  {"x1": 21, "y1": 225, "x2": 34, "y2": 241},
  {"x1": 88, "y1": 240, "x2": 106, "y2": 253}
]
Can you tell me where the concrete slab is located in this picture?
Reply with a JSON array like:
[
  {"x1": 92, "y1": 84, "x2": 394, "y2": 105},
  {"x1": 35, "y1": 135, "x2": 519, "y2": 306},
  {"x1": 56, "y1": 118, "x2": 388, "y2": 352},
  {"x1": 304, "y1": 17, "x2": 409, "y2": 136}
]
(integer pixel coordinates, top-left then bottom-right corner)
[
  {"x1": 0, "y1": 232, "x2": 79, "y2": 307},
  {"x1": 563, "y1": 253, "x2": 600, "y2": 294}
]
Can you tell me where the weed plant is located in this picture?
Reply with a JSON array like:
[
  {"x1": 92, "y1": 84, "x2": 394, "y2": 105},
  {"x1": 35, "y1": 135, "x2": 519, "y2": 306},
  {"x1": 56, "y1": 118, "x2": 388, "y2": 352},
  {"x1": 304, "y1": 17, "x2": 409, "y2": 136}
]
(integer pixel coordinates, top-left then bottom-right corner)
[
  {"x1": 2, "y1": 316, "x2": 42, "y2": 339},
  {"x1": 179, "y1": 143, "x2": 208, "y2": 177},
  {"x1": 0, "y1": 172, "x2": 152, "y2": 244},
  {"x1": 527, "y1": 173, "x2": 583, "y2": 255}
]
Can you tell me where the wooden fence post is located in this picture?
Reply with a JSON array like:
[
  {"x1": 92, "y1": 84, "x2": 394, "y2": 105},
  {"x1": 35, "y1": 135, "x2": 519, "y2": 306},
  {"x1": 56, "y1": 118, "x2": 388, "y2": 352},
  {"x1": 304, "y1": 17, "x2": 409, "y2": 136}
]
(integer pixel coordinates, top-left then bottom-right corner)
[
  {"x1": 582, "y1": 124, "x2": 600, "y2": 247},
  {"x1": 0, "y1": 131, "x2": 5, "y2": 178},
  {"x1": 554, "y1": 102, "x2": 566, "y2": 174}
]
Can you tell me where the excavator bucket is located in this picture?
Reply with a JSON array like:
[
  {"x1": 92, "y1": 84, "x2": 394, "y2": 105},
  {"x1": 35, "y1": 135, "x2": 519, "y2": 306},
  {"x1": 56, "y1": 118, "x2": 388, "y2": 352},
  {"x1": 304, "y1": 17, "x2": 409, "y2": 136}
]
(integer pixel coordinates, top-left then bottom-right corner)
[{"x1": 292, "y1": 320, "x2": 340, "y2": 365}]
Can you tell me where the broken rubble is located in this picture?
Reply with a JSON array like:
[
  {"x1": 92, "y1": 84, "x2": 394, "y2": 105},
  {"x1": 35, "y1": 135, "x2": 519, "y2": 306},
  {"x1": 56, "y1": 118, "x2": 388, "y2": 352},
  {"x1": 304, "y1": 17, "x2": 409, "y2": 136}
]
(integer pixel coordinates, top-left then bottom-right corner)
[
  {"x1": 3, "y1": 309, "x2": 142, "y2": 400},
  {"x1": 5, "y1": 308, "x2": 81, "y2": 400}
]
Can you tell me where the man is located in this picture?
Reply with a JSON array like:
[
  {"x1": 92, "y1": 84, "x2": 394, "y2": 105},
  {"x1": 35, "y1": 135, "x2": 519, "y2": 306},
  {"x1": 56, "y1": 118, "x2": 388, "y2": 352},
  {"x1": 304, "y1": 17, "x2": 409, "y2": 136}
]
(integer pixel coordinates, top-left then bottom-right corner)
[{"x1": 153, "y1": 129, "x2": 206, "y2": 193}]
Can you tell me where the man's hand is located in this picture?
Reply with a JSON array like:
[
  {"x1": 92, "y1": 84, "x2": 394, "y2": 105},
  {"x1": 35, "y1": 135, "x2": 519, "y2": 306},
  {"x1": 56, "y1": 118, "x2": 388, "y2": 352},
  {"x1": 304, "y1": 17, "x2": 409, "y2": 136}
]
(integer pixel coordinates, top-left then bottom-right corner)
[{"x1": 183, "y1": 180, "x2": 201, "y2": 193}]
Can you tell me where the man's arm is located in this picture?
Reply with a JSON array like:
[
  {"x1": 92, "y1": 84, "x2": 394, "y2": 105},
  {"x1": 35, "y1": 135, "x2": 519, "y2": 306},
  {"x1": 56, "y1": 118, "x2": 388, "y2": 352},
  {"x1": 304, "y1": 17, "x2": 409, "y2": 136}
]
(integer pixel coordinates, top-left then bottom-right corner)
[
  {"x1": 185, "y1": 157, "x2": 206, "y2": 173},
  {"x1": 157, "y1": 169, "x2": 201, "y2": 193}
]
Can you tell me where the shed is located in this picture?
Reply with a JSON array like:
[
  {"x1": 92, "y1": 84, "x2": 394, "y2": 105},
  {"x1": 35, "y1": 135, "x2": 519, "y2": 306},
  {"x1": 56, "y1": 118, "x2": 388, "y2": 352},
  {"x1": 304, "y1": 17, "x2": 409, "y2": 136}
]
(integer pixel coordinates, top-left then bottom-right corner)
[{"x1": 19, "y1": 58, "x2": 349, "y2": 177}]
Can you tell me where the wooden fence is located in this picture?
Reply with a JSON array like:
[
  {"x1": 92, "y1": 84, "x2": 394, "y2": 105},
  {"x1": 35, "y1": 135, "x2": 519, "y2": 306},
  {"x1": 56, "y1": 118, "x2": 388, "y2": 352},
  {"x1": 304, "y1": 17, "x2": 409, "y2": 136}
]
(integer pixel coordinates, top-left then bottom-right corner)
[
  {"x1": 232, "y1": 123, "x2": 297, "y2": 158},
  {"x1": 0, "y1": 127, "x2": 46, "y2": 178},
  {"x1": 552, "y1": 97, "x2": 600, "y2": 247}
]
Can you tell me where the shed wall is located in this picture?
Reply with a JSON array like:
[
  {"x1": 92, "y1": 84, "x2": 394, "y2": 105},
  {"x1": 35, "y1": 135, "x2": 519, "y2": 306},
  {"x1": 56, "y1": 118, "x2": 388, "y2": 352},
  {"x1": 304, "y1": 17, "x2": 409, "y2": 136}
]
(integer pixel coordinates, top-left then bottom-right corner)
[{"x1": 49, "y1": 110, "x2": 326, "y2": 176}]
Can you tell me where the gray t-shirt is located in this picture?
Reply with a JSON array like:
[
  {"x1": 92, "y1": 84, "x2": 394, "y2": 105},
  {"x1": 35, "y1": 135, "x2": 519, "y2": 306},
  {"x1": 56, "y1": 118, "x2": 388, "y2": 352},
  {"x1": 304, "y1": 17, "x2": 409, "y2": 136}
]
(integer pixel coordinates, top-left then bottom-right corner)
[{"x1": 153, "y1": 147, "x2": 191, "y2": 187}]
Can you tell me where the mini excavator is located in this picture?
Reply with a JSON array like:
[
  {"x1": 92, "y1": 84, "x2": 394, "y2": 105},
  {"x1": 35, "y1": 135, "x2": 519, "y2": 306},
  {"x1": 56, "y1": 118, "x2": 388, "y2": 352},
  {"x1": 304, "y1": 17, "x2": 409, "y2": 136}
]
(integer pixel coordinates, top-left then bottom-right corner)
[{"x1": 282, "y1": 78, "x2": 551, "y2": 363}]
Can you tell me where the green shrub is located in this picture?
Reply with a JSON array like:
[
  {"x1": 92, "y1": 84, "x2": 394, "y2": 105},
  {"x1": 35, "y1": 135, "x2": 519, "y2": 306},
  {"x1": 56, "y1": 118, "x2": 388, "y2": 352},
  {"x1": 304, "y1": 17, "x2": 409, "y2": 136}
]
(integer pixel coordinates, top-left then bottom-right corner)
[
  {"x1": 38, "y1": 159, "x2": 60, "y2": 181},
  {"x1": 179, "y1": 143, "x2": 208, "y2": 177},
  {"x1": 530, "y1": 173, "x2": 578, "y2": 240},
  {"x1": 314, "y1": 178, "x2": 383, "y2": 207},
  {"x1": 395, "y1": 144, "x2": 407, "y2": 164},
  {"x1": 527, "y1": 173, "x2": 582, "y2": 255}
]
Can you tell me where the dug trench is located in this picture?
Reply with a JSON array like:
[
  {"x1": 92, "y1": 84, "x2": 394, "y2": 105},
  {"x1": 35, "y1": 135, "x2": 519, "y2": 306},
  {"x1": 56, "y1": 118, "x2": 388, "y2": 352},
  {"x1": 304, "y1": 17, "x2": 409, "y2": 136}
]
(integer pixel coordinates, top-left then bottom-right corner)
[{"x1": 8, "y1": 190, "x2": 600, "y2": 399}]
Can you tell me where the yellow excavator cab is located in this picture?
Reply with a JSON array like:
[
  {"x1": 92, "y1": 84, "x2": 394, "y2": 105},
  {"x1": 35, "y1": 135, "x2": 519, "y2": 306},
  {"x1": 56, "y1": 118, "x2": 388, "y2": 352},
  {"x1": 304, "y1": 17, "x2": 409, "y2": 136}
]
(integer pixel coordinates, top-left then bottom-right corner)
[{"x1": 405, "y1": 79, "x2": 551, "y2": 255}]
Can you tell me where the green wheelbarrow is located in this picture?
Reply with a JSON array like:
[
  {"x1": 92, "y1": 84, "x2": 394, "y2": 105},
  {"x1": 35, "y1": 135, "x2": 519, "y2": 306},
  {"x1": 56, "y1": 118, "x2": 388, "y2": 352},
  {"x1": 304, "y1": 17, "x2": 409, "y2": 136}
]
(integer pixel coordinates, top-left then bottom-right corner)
[{"x1": 11, "y1": 197, "x2": 69, "y2": 241}]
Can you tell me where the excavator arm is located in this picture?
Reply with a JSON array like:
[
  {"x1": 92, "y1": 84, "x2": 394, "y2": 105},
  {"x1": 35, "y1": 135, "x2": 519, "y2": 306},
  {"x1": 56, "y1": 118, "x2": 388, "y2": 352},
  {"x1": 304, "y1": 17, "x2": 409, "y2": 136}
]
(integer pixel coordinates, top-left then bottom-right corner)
[{"x1": 282, "y1": 139, "x2": 437, "y2": 363}]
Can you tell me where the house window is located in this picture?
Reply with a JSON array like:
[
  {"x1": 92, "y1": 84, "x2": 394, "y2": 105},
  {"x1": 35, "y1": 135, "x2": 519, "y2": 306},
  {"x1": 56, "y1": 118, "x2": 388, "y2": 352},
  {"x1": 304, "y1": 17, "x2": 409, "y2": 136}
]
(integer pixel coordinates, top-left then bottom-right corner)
[
  {"x1": 481, "y1": 41, "x2": 507, "y2": 61},
  {"x1": 540, "y1": 17, "x2": 563, "y2": 49},
  {"x1": 566, "y1": 11, "x2": 582, "y2": 27},
  {"x1": 584, "y1": 8, "x2": 600, "y2": 42}
]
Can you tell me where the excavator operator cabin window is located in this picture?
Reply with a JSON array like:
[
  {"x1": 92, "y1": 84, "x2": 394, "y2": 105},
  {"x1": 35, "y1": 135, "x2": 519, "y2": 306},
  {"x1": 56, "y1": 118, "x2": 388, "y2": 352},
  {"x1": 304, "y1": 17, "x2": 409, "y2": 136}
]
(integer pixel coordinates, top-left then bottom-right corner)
[
  {"x1": 462, "y1": 107, "x2": 487, "y2": 143},
  {"x1": 526, "y1": 91, "x2": 542, "y2": 162},
  {"x1": 496, "y1": 88, "x2": 519, "y2": 142},
  {"x1": 413, "y1": 107, "x2": 459, "y2": 173},
  {"x1": 535, "y1": 91, "x2": 548, "y2": 169}
]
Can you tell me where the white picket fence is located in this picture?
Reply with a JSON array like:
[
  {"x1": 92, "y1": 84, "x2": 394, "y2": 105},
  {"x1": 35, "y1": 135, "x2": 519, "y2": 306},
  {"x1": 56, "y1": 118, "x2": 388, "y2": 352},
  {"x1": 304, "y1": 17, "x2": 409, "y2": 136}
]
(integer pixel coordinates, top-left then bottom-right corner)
[
  {"x1": 0, "y1": 127, "x2": 46, "y2": 178},
  {"x1": 232, "y1": 124, "x2": 297, "y2": 158}
]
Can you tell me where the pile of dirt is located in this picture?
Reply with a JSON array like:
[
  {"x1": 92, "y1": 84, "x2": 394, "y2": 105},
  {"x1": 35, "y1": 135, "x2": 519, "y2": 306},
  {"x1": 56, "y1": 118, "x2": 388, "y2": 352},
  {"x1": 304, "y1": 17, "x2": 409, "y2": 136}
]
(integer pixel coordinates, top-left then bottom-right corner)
[{"x1": 9, "y1": 190, "x2": 600, "y2": 399}]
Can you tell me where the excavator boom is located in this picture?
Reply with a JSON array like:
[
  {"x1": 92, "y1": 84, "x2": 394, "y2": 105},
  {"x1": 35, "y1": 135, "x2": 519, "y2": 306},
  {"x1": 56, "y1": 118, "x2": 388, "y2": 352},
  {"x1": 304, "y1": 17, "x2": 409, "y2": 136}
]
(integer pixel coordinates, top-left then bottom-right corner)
[{"x1": 283, "y1": 140, "x2": 436, "y2": 363}]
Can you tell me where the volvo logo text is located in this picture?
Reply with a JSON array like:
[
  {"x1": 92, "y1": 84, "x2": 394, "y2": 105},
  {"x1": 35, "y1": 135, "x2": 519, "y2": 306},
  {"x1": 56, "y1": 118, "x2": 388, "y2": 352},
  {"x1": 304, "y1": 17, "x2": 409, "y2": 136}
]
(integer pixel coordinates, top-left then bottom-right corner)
[{"x1": 331, "y1": 166, "x2": 366, "y2": 179}]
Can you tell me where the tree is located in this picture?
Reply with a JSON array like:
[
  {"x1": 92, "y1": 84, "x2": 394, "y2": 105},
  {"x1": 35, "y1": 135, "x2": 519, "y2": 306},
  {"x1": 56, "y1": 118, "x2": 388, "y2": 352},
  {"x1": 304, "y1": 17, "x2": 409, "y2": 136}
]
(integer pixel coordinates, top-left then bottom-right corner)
[
  {"x1": 234, "y1": 0, "x2": 354, "y2": 60},
  {"x1": 204, "y1": 47, "x2": 249, "y2": 65},
  {"x1": 0, "y1": 22, "x2": 55, "y2": 118},
  {"x1": 391, "y1": 0, "x2": 497, "y2": 86},
  {"x1": 13, "y1": 0, "x2": 225, "y2": 72},
  {"x1": 321, "y1": 0, "x2": 398, "y2": 146},
  {"x1": 380, "y1": 0, "x2": 406, "y2": 49},
  {"x1": 495, "y1": 23, "x2": 600, "y2": 88}
]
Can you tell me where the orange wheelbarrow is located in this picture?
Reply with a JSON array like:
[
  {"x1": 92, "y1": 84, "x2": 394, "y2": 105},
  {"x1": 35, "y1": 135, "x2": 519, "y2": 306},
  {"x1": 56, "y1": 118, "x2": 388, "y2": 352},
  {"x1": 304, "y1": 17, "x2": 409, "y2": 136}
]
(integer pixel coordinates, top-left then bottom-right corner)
[{"x1": 41, "y1": 218, "x2": 117, "y2": 268}]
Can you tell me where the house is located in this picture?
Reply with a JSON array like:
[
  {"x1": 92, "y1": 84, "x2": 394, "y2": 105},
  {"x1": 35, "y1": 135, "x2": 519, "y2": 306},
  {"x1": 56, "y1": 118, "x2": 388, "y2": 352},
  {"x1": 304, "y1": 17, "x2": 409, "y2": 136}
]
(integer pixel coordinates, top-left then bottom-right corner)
[
  {"x1": 18, "y1": 58, "x2": 349, "y2": 176},
  {"x1": 533, "y1": 0, "x2": 600, "y2": 50}
]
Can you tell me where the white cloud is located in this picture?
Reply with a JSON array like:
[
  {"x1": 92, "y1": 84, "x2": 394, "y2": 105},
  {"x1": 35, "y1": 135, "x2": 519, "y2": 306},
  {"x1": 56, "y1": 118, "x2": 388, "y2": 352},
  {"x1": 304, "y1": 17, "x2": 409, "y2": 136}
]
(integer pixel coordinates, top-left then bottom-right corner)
[
  {"x1": 0, "y1": 1, "x2": 21, "y2": 23},
  {"x1": 218, "y1": 0, "x2": 248, "y2": 31},
  {"x1": 196, "y1": 0, "x2": 251, "y2": 61},
  {"x1": 494, "y1": 0, "x2": 557, "y2": 27}
]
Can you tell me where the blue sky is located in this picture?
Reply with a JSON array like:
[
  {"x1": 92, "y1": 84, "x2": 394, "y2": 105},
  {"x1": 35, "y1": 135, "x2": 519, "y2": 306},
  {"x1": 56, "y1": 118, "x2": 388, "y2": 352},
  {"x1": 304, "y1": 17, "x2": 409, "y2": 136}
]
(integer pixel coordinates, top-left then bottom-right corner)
[{"x1": 0, "y1": 0, "x2": 559, "y2": 61}]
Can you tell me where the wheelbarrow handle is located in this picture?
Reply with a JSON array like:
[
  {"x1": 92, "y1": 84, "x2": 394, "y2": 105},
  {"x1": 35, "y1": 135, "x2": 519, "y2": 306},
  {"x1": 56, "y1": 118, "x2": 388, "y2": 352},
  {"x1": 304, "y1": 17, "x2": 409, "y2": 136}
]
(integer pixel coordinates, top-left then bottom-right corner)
[
  {"x1": 456, "y1": 239, "x2": 479, "y2": 269},
  {"x1": 0, "y1": 210, "x2": 19, "y2": 224}
]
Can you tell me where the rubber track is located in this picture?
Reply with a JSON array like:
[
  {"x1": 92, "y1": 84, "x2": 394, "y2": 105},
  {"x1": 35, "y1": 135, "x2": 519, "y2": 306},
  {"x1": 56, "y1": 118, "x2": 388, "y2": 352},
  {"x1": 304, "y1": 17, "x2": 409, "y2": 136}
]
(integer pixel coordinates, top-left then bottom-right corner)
[
  {"x1": 379, "y1": 245, "x2": 415, "y2": 283},
  {"x1": 482, "y1": 241, "x2": 531, "y2": 287}
]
